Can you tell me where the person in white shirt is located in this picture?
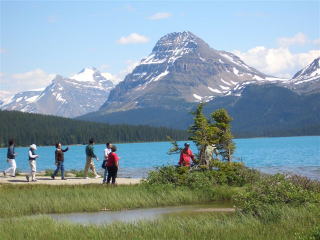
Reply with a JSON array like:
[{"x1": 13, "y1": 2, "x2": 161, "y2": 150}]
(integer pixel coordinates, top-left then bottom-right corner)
[
  {"x1": 102, "y1": 143, "x2": 112, "y2": 183},
  {"x1": 26, "y1": 144, "x2": 39, "y2": 182}
]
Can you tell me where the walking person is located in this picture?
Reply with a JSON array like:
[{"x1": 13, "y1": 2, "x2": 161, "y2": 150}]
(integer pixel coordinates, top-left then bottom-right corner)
[
  {"x1": 102, "y1": 143, "x2": 112, "y2": 183},
  {"x1": 26, "y1": 144, "x2": 39, "y2": 182},
  {"x1": 106, "y1": 145, "x2": 119, "y2": 185},
  {"x1": 178, "y1": 143, "x2": 194, "y2": 167},
  {"x1": 51, "y1": 142, "x2": 69, "y2": 180},
  {"x1": 3, "y1": 139, "x2": 17, "y2": 177},
  {"x1": 84, "y1": 138, "x2": 100, "y2": 179}
]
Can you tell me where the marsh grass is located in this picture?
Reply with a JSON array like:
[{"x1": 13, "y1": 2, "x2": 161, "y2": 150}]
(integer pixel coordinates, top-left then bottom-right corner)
[
  {"x1": 0, "y1": 184, "x2": 238, "y2": 218},
  {"x1": 0, "y1": 205, "x2": 318, "y2": 240}
]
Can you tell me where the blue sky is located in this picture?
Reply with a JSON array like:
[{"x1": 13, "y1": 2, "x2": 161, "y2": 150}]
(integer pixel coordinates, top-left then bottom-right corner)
[{"x1": 1, "y1": 0, "x2": 319, "y2": 94}]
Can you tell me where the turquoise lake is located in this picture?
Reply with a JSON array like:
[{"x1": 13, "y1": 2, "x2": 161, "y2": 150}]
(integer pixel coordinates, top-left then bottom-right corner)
[{"x1": 1, "y1": 136, "x2": 319, "y2": 180}]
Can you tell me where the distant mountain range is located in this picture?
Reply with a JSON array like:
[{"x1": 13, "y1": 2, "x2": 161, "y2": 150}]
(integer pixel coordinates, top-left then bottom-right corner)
[
  {"x1": 1, "y1": 31, "x2": 319, "y2": 137},
  {"x1": 0, "y1": 67, "x2": 114, "y2": 117}
]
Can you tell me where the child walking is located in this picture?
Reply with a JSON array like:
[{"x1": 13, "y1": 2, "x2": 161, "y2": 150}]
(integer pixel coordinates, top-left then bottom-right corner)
[{"x1": 106, "y1": 145, "x2": 119, "y2": 185}]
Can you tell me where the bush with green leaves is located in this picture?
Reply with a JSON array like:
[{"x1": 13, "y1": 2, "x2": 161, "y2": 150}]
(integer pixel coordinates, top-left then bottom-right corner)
[
  {"x1": 288, "y1": 174, "x2": 320, "y2": 193},
  {"x1": 145, "y1": 161, "x2": 261, "y2": 188},
  {"x1": 234, "y1": 174, "x2": 320, "y2": 215}
]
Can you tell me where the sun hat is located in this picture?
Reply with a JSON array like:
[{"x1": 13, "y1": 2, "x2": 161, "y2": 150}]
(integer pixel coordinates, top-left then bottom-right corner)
[{"x1": 30, "y1": 144, "x2": 37, "y2": 150}]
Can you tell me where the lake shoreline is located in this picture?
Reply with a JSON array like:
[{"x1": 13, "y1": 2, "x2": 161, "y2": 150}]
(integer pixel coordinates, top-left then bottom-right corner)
[{"x1": 0, "y1": 175, "x2": 141, "y2": 185}]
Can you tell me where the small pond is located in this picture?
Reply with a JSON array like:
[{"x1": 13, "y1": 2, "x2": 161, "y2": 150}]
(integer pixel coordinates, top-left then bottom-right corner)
[{"x1": 46, "y1": 202, "x2": 234, "y2": 225}]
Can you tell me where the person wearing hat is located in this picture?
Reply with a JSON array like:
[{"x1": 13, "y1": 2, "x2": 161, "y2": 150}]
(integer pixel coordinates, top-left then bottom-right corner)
[
  {"x1": 26, "y1": 144, "x2": 39, "y2": 182},
  {"x1": 178, "y1": 143, "x2": 194, "y2": 167}
]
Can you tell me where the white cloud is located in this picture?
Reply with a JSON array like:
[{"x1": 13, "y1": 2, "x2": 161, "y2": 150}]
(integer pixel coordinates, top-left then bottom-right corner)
[
  {"x1": 148, "y1": 12, "x2": 172, "y2": 20},
  {"x1": 232, "y1": 32, "x2": 320, "y2": 78},
  {"x1": 0, "y1": 69, "x2": 56, "y2": 94},
  {"x1": 233, "y1": 47, "x2": 320, "y2": 78},
  {"x1": 0, "y1": 89, "x2": 12, "y2": 101},
  {"x1": 117, "y1": 33, "x2": 149, "y2": 44},
  {"x1": 313, "y1": 38, "x2": 320, "y2": 45},
  {"x1": 277, "y1": 32, "x2": 308, "y2": 47},
  {"x1": 102, "y1": 60, "x2": 139, "y2": 85},
  {"x1": 277, "y1": 32, "x2": 320, "y2": 48}
]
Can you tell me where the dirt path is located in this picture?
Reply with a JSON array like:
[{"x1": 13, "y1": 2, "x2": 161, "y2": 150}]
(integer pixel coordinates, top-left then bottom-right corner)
[{"x1": 0, "y1": 176, "x2": 141, "y2": 185}]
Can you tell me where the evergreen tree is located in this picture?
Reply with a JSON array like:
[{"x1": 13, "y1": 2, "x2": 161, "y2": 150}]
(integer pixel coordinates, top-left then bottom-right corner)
[
  {"x1": 0, "y1": 110, "x2": 189, "y2": 147},
  {"x1": 188, "y1": 103, "x2": 220, "y2": 165},
  {"x1": 188, "y1": 104, "x2": 235, "y2": 164},
  {"x1": 211, "y1": 109, "x2": 235, "y2": 162}
]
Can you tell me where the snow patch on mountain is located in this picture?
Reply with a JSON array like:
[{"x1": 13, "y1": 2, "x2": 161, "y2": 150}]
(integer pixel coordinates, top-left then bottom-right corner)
[
  {"x1": 193, "y1": 94, "x2": 202, "y2": 101},
  {"x1": 153, "y1": 70, "x2": 170, "y2": 82},
  {"x1": 208, "y1": 87, "x2": 222, "y2": 93},
  {"x1": 25, "y1": 95, "x2": 39, "y2": 103}
]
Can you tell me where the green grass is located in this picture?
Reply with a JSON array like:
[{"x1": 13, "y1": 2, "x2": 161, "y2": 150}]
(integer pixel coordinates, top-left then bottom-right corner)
[
  {"x1": 0, "y1": 184, "x2": 239, "y2": 218},
  {"x1": 0, "y1": 205, "x2": 318, "y2": 240}
]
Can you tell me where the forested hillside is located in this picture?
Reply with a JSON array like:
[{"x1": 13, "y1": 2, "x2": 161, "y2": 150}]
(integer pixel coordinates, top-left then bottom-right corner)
[
  {"x1": 0, "y1": 110, "x2": 188, "y2": 147},
  {"x1": 80, "y1": 84, "x2": 320, "y2": 138}
]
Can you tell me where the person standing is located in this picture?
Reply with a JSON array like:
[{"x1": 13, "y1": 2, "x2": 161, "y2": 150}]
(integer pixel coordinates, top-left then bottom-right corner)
[
  {"x1": 178, "y1": 143, "x2": 194, "y2": 167},
  {"x1": 84, "y1": 138, "x2": 100, "y2": 179},
  {"x1": 106, "y1": 145, "x2": 119, "y2": 185},
  {"x1": 51, "y1": 142, "x2": 69, "y2": 180},
  {"x1": 26, "y1": 144, "x2": 39, "y2": 182},
  {"x1": 3, "y1": 139, "x2": 17, "y2": 177},
  {"x1": 102, "y1": 143, "x2": 112, "y2": 183}
]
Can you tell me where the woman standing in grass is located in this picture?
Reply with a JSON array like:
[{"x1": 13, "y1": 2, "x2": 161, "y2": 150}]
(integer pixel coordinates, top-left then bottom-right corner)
[
  {"x1": 106, "y1": 145, "x2": 119, "y2": 185},
  {"x1": 51, "y1": 142, "x2": 69, "y2": 180},
  {"x1": 26, "y1": 144, "x2": 39, "y2": 182},
  {"x1": 3, "y1": 139, "x2": 17, "y2": 177}
]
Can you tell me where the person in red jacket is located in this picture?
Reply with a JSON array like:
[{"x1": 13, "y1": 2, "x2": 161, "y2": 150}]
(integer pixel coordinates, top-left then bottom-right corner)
[
  {"x1": 106, "y1": 145, "x2": 120, "y2": 184},
  {"x1": 179, "y1": 143, "x2": 194, "y2": 167}
]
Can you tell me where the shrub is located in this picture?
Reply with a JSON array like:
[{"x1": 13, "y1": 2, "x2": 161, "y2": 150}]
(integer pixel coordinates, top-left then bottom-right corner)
[
  {"x1": 288, "y1": 175, "x2": 320, "y2": 193},
  {"x1": 210, "y1": 161, "x2": 261, "y2": 186},
  {"x1": 234, "y1": 174, "x2": 320, "y2": 215},
  {"x1": 145, "y1": 161, "x2": 261, "y2": 188}
]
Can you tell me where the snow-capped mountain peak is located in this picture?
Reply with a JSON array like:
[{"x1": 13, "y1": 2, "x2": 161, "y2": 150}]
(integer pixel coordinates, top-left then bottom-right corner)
[
  {"x1": 100, "y1": 31, "x2": 282, "y2": 112},
  {"x1": 141, "y1": 31, "x2": 198, "y2": 65},
  {"x1": 286, "y1": 57, "x2": 320, "y2": 95},
  {"x1": 292, "y1": 57, "x2": 320, "y2": 80},
  {"x1": 70, "y1": 67, "x2": 105, "y2": 83},
  {"x1": 1, "y1": 67, "x2": 115, "y2": 117}
]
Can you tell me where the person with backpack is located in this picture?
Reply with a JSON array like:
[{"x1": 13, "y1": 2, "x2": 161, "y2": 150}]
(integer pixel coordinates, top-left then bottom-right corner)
[
  {"x1": 51, "y1": 142, "x2": 69, "y2": 180},
  {"x1": 178, "y1": 143, "x2": 194, "y2": 167},
  {"x1": 26, "y1": 144, "x2": 39, "y2": 182},
  {"x1": 3, "y1": 139, "x2": 17, "y2": 177},
  {"x1": 102, "y1": 142, "x2": 112, "y2": 184},
  {"x1": 106, "y1": 145, "x2": 120, "y2": 185},
  {"x1": 84, "y1": 138, "x2": 100, "y2": 179}
]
